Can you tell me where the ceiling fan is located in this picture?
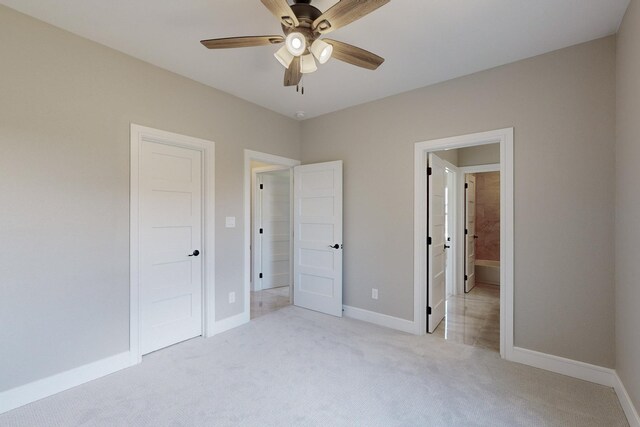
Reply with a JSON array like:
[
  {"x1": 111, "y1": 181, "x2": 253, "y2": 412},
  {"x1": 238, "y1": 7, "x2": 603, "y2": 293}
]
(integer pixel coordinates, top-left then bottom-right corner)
[{"x1": 200, "y1": 0, "x2": 390, "y2": 89}]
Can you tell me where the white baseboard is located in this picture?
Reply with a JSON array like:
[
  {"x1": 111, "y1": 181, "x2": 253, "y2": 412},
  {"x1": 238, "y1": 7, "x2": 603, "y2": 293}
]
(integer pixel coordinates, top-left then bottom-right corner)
[
  {"x1": 509, "y1": 347, "x2": 640, "y2": 426},
  {"x1": 343, "y1": 305, "x2": 415, "y2": 334},
  {"x1": 210, "y1": 312, "x2": 249, "y2": 336},
  {"x1": 510, "y1": 347, "x2": 616, "y2": 386},
  {"x1": 612, "y1": 372, "x2": 640, "y2": 427},
  {"x1": 0, "y1": 351, "x2": 134, "y2": 415}
]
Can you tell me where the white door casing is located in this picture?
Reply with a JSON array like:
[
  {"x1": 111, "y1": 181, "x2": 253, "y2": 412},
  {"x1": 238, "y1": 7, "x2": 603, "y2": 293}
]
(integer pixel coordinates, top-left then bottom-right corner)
[
  {"x1": 293, "y1": 161, "x2": 343, "y2": 317},
  {"x1": 255, "y1": 169, "x2": 291, "y2": 290},
  {"x1": 427, "y1": 154, "x2": 447, "y2": 333},
  {"x1": 139, "y1": 141, "x2": 203, "y2": 355},
  {"x1": 465, "y1": 174, "x2": 477, "y2": 293}
]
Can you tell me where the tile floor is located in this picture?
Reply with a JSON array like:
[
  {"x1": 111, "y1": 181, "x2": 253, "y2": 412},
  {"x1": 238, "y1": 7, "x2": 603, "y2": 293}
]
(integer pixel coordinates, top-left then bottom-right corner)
[
  {"x1": 250, "y1": 286, "x2": 291, "y2": 319},
  {"x1": 434, "y1": 282, "x2": 500, "y2": 352}
]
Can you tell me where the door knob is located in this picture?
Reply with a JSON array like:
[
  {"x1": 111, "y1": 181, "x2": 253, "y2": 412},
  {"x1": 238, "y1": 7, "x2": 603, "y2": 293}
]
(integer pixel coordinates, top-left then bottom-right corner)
[
  {"x1": 188, "y1": 250, "x2": 200, "y2": 257},
  {"x1": 444, "y1": 245, "x2": 451, "y2": 249},
  {"x1": 329, "y1": 244, "x2": 340, "y2": 249},
  {"x1": 473, "y1": 235, "x2": 479, "y2": 239}
]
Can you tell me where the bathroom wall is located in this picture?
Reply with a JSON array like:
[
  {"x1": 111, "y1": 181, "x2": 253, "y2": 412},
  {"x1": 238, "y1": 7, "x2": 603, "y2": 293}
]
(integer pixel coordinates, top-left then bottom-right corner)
[{"x1": 475, "y1": 172, "x2": 501, "y2": 261}]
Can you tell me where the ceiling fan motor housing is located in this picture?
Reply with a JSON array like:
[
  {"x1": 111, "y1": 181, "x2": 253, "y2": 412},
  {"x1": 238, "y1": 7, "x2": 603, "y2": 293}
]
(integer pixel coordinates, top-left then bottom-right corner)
[{"x1": 284, "y1": 1, "x2": 323, "y2": 49}]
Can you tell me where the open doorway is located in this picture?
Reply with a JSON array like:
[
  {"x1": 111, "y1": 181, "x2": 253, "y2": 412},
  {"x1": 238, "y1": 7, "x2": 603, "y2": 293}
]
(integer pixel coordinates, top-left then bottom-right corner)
[
  {"x1": 251, "y1": 163, "x2": 293, "y2": 319},
  {"x1": 243, "y1": 151, "x2": 345, "y2": 322},
  {"x1": 414, "y1": 129, "x2": 514, "y2": 359},
  {"x1": 430, "y1": 149, "x2": 501, "y2": 352},
  {"x1": 244, "y1": 151, "x2": 299, "y2": 321}
]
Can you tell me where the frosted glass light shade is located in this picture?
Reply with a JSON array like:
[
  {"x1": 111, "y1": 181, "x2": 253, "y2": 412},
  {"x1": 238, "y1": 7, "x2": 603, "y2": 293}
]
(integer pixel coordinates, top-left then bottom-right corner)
[
  {"x1": 310, "y1": 39, "x2": 333, "y2": 64},
  {"x1": 300, "y1": 54, "x2": 317, "y2": 74},
  {"x1": 274, "y1": 46, "x2": 294, "y2": 68},
  {"x1": 285, "y1": 32, "x2": 306, "y2": 57}
]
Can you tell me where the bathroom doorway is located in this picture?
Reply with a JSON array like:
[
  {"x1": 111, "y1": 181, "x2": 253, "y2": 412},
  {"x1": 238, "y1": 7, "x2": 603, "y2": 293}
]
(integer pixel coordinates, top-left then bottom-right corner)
[{"x1": 415, "y1": 129, "x2": 513, "y2": 357}]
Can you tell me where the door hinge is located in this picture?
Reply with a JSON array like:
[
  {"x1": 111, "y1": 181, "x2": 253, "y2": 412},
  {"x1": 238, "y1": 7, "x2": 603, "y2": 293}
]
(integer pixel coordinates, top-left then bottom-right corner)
[
  {"x1": 427, "y1": 167, "x2": 432, "y2": 176},
  {"x1": 259, "y1": 228, "x2": 263, "y2": 234},
  {"x1": 260, "y1": 184, "x2": 263, "y2": 190},
  {"x1": 465, "y1": 183, "x2": 469, "y2": 189},
  {"x1": 465, "y1": 228, "x2": 468, "y2": 235},
  {"x1": 259, "y1": 273, "x2": 263, "y2": 279},
  {"x1": 465, "y1": 275, "x2": 468, "y2": 281},
  {"x1": 427, "y1": 236, "x2": 432, "y2": 245},
  {"x1": 427, "y1": 306, "x2": 432, "y2": 315}
]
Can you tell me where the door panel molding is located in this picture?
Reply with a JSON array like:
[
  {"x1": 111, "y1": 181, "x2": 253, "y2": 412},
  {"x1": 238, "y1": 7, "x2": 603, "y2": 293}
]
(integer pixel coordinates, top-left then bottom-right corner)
[
  {"x1": 130, "y1": 124, "x2": 215, "y2": 364},
  {"x1": 293, "y1": 161, "x2": 343, "y2": 317}
]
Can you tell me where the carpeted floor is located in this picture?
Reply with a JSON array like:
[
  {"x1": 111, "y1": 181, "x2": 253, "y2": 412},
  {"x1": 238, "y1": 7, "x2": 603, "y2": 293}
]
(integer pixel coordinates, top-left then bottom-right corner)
[{"x1": 0, "y1": 306, "x2": 628, "y2": 426}]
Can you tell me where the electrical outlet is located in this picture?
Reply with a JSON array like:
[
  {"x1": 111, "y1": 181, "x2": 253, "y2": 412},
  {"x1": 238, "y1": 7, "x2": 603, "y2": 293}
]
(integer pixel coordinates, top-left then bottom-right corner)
[
  {"x1": 372, "y1": 288, "x2": 379, "y2": 300},
  {"x1": 228, "y1": 292, "x2": 236, "y2": 304}
]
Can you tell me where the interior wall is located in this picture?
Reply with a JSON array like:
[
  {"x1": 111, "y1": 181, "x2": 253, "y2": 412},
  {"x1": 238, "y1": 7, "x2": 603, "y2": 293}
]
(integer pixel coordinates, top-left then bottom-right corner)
[
  {"x1": 433, "y1": 143, "x2": 500, "y2": 167},
  {"x1": 616, "y1": 0, "x2": 640, "y2": 410},
  {"x1": 0, "y1": 6, "x2": 301, "y2": 393},
  {"x1": 475, "y1": 172, "x2": 500, "y2": 262},
  {"x1": 458, "y1": 144, "x2": 501, "y2": 167},
  {"x1": 301, "y1": 37, "x2": 616, "y2": 367}
]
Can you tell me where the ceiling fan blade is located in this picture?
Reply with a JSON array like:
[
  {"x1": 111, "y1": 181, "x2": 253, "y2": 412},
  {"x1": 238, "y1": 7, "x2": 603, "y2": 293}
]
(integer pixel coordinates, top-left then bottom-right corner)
[
  {"x1": 200, "y1": 35, "x2": 284, "y2": 49},
  {"x1": 324, "y1": 39, "x2": 384, "y2": 70},
  {"x1": 260, "y1": 0, "x2": 300, "y2": 28},
  {"x1": 284, "y1": 57, "x2": 302, "y2": 87},
  {"x1": 313, "y1": 0, "x2": 390, "y2": 34}
]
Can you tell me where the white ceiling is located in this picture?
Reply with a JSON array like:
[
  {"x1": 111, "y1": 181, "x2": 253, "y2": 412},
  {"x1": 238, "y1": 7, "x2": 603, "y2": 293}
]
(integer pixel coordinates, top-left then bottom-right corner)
[{"x1": 1, "y1": 0, "x2": 629, "y2": 119}]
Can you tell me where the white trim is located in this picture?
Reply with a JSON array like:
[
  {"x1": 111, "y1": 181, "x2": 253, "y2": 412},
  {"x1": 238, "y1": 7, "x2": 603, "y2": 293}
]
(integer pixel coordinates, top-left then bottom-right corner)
[
  {"x1": 0, "y1": 351, "x2": 133, "y2": 414},
  {"x1": 510, "y1": 347, "x2": 640, "y2": 426},
  {"x1": 343, "y1": 305, "x2": 415, "y2": 334},
  {"x1": 414, "y1": 128, "x2": 514, "y2": 361},
  {"x1": 211, "y1": 312, "x2": 249, "y2": 335},
  {"x1": 613, "y1": 373, "x2": 640, "y2": 427},
  {"x1": 459, "y1": 163, "x2": 501, "y2": 173},
  {"x1": 130, "y1": 124, "x2": 216, "y2": 357},
  {"x1": 511, "y1": 347, "x2": 616, "y2": 386},
  {"x1": 243, "y1": 150, "x2": 300, "y2": 323}
]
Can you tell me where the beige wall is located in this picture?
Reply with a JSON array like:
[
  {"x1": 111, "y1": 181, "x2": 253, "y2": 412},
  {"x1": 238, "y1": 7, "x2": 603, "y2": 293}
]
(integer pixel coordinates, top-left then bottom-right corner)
[
  {"x1": 616, "y1": 0, "x2": 640, "y2": 410},
  {"x1": 0, "y1": 6, "x2": 300, "y2": 392},
  {"x1": 302, "y1": 37, "x2": 616, "y2": 367},
  {"x1": 458, "y1": 144, "x2": 500, "y2": 167}
]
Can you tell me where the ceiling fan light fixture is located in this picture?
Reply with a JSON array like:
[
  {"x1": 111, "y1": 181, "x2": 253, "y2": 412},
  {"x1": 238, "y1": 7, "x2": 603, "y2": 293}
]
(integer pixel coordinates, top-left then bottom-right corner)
[
  {"x1": 285, "y1": 32, "x2": 306, "y2": 57},
  {"x1": 310, "y1": 39, "x2": 333, "y2": 64},
  {"x1": 274, "y1": 46, "x2": 294, "y2": 68},
  {"x1": 300, "y1": 54, "x2": 318, "y2": 74}
]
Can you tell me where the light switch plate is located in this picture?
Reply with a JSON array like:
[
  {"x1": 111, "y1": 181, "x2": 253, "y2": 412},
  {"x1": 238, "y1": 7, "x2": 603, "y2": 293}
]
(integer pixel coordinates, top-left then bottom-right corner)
[
  {"x1": 225, "y1": 216, "x2": 236, "y2": 228},
  {"x1": 229, "y1": 292, "x2": 236, "y2": 304}
]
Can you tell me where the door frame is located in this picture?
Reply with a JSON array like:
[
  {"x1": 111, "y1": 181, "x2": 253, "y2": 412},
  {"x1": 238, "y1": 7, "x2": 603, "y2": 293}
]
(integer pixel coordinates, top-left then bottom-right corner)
[
  {"x1": 130, "y1": 124, "x2": 215, "y2": 364},
  {"x1": 252, "y1": 165, "x2": 293, "y2": 294},
  {"x1": 244, "y1": 150, "x2": 300, "y2": 322},
  {"x1": 414, "y1": 128, "x2": 514, "y2": 360}
]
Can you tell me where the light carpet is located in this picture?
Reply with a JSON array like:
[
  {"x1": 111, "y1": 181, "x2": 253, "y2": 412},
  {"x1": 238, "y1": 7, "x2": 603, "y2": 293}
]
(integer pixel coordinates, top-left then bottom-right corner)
[{"x1": 0, "y1": 306, "x2": 628, "y2": 426}]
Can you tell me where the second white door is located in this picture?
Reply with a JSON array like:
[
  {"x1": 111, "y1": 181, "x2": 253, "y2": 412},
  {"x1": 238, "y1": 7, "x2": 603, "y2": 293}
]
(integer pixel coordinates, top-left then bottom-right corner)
[
  {"x1": 465, "y1": 174, "x2": 477, "y2": 293},
  {"x1": 427, "y1": 153, "x2": 447, "y2": 333},
  {"x1": 293, "y1": 161, "x2": 343, "y2": 317}
]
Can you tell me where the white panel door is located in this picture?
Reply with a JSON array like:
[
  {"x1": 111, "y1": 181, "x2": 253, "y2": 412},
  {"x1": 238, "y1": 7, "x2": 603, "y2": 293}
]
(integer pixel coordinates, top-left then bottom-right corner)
[
  {"x1": 140, "y1": 140, "x2": 202, "y2": 355},
  {"x1": 257, "y1": 170, "x2": 291, "y2": 290},
  {"x1": 427, "y1": 154, "x2": 447, "y2": 333},
  {"x1": 293, "y1": 161, "x2": 343, "y2": 317},
  {"x1": 465, "y1": 174, "x2": 477, "y2": 293}
]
